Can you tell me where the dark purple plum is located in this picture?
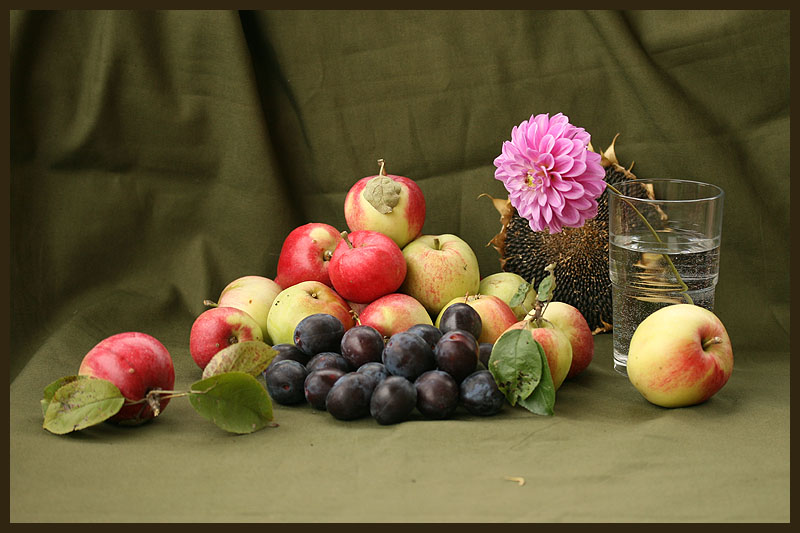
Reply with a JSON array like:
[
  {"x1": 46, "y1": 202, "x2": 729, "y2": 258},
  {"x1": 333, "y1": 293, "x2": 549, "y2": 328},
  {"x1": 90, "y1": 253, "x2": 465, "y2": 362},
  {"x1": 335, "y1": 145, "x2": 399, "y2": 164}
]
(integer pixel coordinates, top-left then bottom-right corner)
[
  {"x1": 357, "y1": 362, "x2": 389, "y2": 384},
  {"x1": 303, "y1": 368, "x2": 346, "y2": 410},
  {"x1": 265, "y1": 359, "x2": 308, "y2": 405},
  {"x1": 434, "y1": 329, "x2": 479, "y2": 383},
  {"x1": 306, "y1": 352, "x2": 351, "y2": 373},
  {"x1": 460, "y1": 370, "x2": 505, "y2": 416},
  {"x1": 478, "y1": 342, "x2": 494, "y2": 369},
  {"x1": 370, "y1": 376, "x2": 417, "y2": 425},
  {"x1": 382, "y1": 331, "x2": 435, "y2": 381},
  {"x1": 414, "y1": 370, "x2": 459, "y2": 420},
  {"x1": 405, "y1": 323, "x2": 443, "y2": 350},
  {"x1": 438, "y1": 302, "x2": 482, "y2": 340},
  {"x1": 325, "y1": 372, "x2": 376, "y2": 421},
  {"x1": 293, "y1": 313, "x2": 345, "y2": 356},
  {"x1": 264, "y1": 343, "x2": 311, "y2": 375},
  {"x1": 340, "y1": 325, "x2": 385, "y2": 369}
]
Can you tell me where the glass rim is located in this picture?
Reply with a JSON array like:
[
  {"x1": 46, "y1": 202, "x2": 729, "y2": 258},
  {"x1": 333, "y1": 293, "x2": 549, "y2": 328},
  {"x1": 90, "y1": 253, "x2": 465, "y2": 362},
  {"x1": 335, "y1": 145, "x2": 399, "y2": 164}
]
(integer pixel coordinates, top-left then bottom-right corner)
[{"x1": 608, "y1": 178, "x2": 725, "y2": 203}]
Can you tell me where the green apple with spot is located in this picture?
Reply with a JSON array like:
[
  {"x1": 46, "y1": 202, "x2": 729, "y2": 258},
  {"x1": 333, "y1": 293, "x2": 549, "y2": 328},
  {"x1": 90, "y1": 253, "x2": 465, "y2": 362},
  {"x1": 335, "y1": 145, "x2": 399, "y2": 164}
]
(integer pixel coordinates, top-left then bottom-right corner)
[
  {"x1": 478, "y1": 272, "x2": 536, "y2": 320},
  {"x1": 266, "y1": 280, "x2": 356, "y2": 346},
  {"x1": 205, "y1": 275, "x2": 282, "y2": 343}
]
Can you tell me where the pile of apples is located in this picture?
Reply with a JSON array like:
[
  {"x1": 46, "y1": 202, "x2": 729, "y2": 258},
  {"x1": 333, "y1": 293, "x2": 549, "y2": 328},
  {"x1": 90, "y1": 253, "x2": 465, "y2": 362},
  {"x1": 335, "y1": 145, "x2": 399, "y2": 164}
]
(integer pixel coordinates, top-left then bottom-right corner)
[{"x1": 188, "y1": 160, "x2": 597, "y2": 407}]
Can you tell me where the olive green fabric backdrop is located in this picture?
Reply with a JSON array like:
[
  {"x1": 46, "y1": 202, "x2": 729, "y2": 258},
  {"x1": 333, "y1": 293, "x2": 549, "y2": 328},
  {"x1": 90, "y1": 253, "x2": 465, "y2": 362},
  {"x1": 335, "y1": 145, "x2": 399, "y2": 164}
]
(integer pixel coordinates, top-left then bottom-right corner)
[{"x1": 9, "y1": 10, "x2": 790, "y2": 522}]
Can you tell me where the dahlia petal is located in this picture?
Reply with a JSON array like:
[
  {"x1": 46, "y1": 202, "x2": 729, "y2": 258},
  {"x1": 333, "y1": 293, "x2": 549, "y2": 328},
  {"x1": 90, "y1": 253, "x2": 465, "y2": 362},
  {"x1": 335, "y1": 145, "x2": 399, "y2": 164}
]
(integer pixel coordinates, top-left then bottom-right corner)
[
  {"x1": 538, "y1": 134, "x2": 556, "y2": 154},
  {"x1": 561, "y1": 181, "x2": 586, "y2": 199},
  {"x1": 537, "y1": 152, "x2": 555, "y2": 170},
  {"x1": 553, "y1": 154, "x2": 574, "y2": 174}
]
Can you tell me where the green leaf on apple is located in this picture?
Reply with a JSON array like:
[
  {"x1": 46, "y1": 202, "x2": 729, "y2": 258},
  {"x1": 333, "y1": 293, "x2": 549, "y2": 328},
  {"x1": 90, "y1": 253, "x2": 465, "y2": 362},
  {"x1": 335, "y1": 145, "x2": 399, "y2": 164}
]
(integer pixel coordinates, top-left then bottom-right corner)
[
  {"x1": 189, "y1": 372, "x2": 273, "y2": 434},
  {"x1": 41, "y1": 375, "x2": 90, "y2": 418},
  {"x1": 487, "y1": 328, "x2": 542, "y2": 407},
  {"x1": 518, "y1": 345, "x2": 555, "y2": 416},
  {"x1": 536, "y1": 263, "x2": 556, "y2": 304},
  {"x1": 363, "y1": 175, "x2": 402, "y2": 214},
  {"x1": 42, "y1": 377, "x2": 125, "y2": 435},
  {"x1": 201, "y1": 340, "x2": 278, "y2": 380},
  {"x1": 508, "y1": 280, "x2": 532, "y2": 309}
]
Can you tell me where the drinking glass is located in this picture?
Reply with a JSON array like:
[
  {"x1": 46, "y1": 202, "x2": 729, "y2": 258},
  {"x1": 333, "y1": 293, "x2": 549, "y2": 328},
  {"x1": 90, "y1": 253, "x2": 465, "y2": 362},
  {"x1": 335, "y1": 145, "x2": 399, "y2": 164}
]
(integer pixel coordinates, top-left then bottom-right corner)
[{"x1": 608, "y1": 178, "x2": 724, "y2": 375}]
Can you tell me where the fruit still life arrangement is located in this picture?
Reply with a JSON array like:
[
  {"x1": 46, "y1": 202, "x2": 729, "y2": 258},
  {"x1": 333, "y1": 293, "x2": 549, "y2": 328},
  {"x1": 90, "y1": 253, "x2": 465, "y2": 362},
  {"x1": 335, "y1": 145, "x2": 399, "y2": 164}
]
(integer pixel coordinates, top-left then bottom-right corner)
[{"x1": 40, "y1": 113, "x2": 734, "y2": 436}]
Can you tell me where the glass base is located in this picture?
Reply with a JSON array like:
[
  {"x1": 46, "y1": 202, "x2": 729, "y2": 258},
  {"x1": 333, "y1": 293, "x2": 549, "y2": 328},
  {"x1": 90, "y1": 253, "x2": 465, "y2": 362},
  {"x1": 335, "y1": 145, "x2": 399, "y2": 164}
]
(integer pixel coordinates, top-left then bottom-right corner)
[{"x1": 613, "y1": 352, "x2": 628, "y2": 376}]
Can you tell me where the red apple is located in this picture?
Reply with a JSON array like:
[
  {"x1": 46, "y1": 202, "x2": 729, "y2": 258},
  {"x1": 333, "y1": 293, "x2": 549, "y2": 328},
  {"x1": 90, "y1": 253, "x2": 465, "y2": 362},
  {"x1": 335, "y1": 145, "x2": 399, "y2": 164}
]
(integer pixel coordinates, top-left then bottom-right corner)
[
  {"x1": 542, "y1": 301, "x2": 594, "y2": 379},
  {"x1": 400, "y1": 233, "x2": 481, "y2": 316},
  {"x1": 189, "y1": 307, "x2": 263, "y2": 370},
  {"x1": 328, "y1": 230, "x2": 407, "y2": 304},
  {"x1": 344, "y1": 159, "x2": 426, "y2": 249},
  {"x1": 78, "y1": 332, "x2": 175, "y2": 424},
  {"x1": 502, "y1": 320, "x2": 573, "y2": 390},
  {"x1": 435, "y1": 294, "x2": 518, "y2": 344},
  {"x1": 626, "y1": 304, "x2": 733, "y2": 408},
  {"x1": 266, "y1": 280, "x2": 356, "y2": 345},
  {"x1": 275, "y1": 222, "x2": 341, "y2": 288},
  {"x1": 358, "y1": 293, "x2": 433, "y2": 339}
]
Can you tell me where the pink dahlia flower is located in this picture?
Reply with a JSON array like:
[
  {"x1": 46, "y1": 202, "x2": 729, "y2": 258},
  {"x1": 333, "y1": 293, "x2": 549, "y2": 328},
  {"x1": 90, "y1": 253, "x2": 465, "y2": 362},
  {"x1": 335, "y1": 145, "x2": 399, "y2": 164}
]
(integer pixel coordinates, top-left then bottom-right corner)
[{"x1": 493, "y1": 113, "x2": 607, "y2": 233}]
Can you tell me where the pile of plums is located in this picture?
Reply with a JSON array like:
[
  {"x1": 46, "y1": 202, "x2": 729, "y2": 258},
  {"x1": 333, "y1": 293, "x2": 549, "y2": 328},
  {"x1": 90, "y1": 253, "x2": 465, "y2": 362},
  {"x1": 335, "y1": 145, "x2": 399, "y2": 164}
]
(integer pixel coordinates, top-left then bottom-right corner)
[{"x1": 263, "y1": 304, "x2": 505, "y2": 425}]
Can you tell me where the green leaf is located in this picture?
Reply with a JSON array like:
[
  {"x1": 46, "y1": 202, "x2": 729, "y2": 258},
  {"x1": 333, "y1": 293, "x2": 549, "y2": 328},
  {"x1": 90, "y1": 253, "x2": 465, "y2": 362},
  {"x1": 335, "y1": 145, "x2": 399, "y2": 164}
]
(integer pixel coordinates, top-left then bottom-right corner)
[
  {"x1": 519, "y1": 345, "x2": 556, "y2": 416},
  {"x1": 189, "y1": 372, "x2": 273, "y2": 434},
  {"x1": 41, "y1": 375, "x2": 89, "y2": 418},
  {"x1": 42, "y1": 377, "x2": 125, "y2": 435},
  {"x1": 507, "y1": 280, "x2": 532, "y2": 309},
  {"x1": 488, "y1": 328, "x2": 542, "y2": 406},
  {"x1": 536, "y1": 264, "x2": 556, "y2": 303},
  {"x1": 202, "y1": 340, "x2": 278, "y2": 380},
  {"x1": 363, "y1": 175, "x2": 402, "y2": 214}
]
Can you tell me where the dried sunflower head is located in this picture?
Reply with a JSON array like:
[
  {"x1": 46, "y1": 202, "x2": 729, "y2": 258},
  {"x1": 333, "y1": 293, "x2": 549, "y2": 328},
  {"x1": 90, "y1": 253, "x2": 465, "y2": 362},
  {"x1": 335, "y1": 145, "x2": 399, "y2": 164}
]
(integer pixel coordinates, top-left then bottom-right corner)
[{"x1": 485, "y1": 135, "x2": 638, "y2": 334}]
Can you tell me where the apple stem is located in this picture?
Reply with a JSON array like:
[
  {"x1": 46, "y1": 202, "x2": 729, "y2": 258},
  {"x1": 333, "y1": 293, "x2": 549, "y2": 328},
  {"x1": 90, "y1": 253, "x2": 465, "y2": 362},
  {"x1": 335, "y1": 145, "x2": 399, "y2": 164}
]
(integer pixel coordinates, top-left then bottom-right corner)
[
  {"x1": 433, "y1": 237, "x2": 441, "y2": 250},
  {"x1": 340, "y1": 231, "x2": 354, "y2": 249},
  {"x1": 378, "y1": 158, "x2": 387, "y2": 176},
  {"x1": 702, "y1": 336, "x2": 724, "y2": 350},
  {"x1": 203, "y1": 300, "x2": 218, "y2": 308}
]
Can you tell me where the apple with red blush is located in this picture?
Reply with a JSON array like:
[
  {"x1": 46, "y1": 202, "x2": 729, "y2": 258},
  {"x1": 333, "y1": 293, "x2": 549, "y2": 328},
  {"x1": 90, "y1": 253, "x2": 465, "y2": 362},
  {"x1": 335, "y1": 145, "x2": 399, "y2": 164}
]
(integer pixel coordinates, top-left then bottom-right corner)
[
  {"x1": 329, "y1": 230, "x2": 407, "y2": 304},
  {"x1": 542, "y1": 301, "x2": 594, "y2": 379},
  {"x1": 344, "y1": 159, "x2": 426, "y2": 249},
  {"x1": 275, "y1": 222, "x2": 341, "y2": 288},
  {"x1": 189, "y1": 306, "x2": 263, "y2": 370},
  {"x1": 626, "y1": 304, "x2": 733, "y2": 408},
  {"x1": 358, "y1": 293, "x2": 432, "y2": 339},
  {"x1": 502, "y1": 319, "x2": 573, "y2": 390},
  {"x1": 400, "y1": 233, "x2": 480, "y2": 316},
  {"x1": 78, "y1": 332, "x2": 175, "y2": 424}
]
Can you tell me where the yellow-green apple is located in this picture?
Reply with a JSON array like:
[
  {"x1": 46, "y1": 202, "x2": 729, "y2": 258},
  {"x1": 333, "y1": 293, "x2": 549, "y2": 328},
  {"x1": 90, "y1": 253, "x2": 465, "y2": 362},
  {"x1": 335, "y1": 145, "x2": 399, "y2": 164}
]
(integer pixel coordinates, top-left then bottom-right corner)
[
  {"x1": 343, "y1": 159, "x2": 426, "y2": 249},
  {"x1": 435, "y1": 294, "x2": 517, "y2": 344},
  {"x1": 275, "y1": 222, "x2": 341, "y2": 288},
  {"x1": 329, "y1": 230, "x2": 407, "y2": 304},
  {"x1": 189, "y1": 307, "x2": 263, "y2": 370},
  {"x1": 266, "y1": 280, "x2": 356, "y2": 345},
  {"x1": 542, "y1": 301, "x2": 594, "y2": 379},
  {"x1": 502, "y1": 320, "x2": 573, "y2": 390},
  {"x1": 399, "y1": 234, "x2": 480, "y2": 316},
  {"x1": 205, "y1": 275, "x2": 281, "y2": 343},
  {"x1": 358, "y1": 293, "x2": 433, "y2": 339},
  {"x1": 626, "y1": 304, "x2": 733, "y2": 408},
  {"x1": 78, "y1": 332, "x2": 175, "y2": 424},
  {"x1": 478, "y1": 272, "x2": 536, "y2": 320}
]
